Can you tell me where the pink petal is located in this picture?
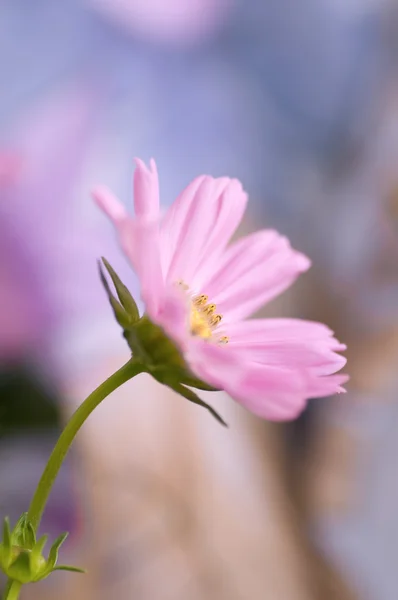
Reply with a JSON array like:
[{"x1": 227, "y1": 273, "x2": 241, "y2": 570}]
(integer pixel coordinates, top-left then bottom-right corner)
[
  {"x1": 161, "y1": 176, "x2": 247, "y2": 285},
  {"x1": 133, "y1": 158, "x2": 159, "y2": 217},
  {"x1": 185, "y1": 317, "x2": 348, "y2": 421},
  {"x1": 192, "y1": 179, "x2": 248, "y2": 287},
  {"x1": 92, "y1": 185, "x2": 136, "y2": 264},
  {"x1": 185, "y1": 338, "x2": 244, "y2": 390},
  {"x1": 227, "y1": 318, "x2": 336, "y2": 343},
  {"x1": 129, "y1": 216, "x2": 164, "y2": 317},
  {"x1": 227, "y1": 318, "x2": 347, "y2": 376},
  {"x1": 0, "y1": 153, "x2": 21, "y2": 186},
  {"x1": 305, "y1": 373, "x2": 349, "y2": 398},
  {"x1": 92, "y1": 185, "x2": 128, "y2": 224},
  {"x1": 160, "y1": 174, "x2": 207, "y2": 277},
  {"x1": 154, "y1": 284, "x2": 191, "y2": 349},
  {"x1": 186, "y1": 341, "x2": 308, "y2": 420},
  {"x1": 87, "y1": 0, "x2": 231, "y2": 47},
  {"x1": 93, "y1": 185, "x2": 164, "y2": 316},
  {"x1": 228, "y1": 364, "x2": 309, "y2": 420},
  {"x1": 203, "y1": 230, "x2": 310, "y2": 322}
]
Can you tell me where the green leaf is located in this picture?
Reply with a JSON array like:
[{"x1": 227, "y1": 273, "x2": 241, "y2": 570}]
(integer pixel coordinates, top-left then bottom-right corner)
[
  {"x1": 101, "y1": 257, "x2": 139, "y2": 322},
  {"x1": 168, "y1": 382, "x2": 228, "y2": 427},
  {"x1": 46, "y1": 532, "x2": 68, "y2": 570},
  {"x1": 54, "y1": 565, "x2": 86, "y2": 574},
  {"x1": 3, "y1": 517, "x2": 11, "y2": 553},
  {"x1": 98, "y1": 261, "x2": 130, "y2": 329}
]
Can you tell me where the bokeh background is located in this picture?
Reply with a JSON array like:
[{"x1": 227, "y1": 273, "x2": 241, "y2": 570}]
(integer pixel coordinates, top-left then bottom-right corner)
[{"x1": 1, "y1": 1, "x2": 398, "y2": 598}]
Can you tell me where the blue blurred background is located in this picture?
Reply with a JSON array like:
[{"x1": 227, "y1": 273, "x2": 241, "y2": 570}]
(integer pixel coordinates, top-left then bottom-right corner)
[{"x1": 1, "y1": 1, "x2": 398, "y2": 599}]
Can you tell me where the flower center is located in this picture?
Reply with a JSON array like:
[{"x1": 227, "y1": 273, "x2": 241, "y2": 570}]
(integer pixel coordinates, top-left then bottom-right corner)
[{"x1": 176, "y1": 282, "x2": 228, "y2": 343}]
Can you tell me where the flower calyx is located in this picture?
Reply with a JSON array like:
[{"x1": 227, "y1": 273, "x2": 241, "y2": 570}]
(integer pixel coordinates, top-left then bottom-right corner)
[
  {"x1": 0, "y1": 514, "x2": 84, "y2": 584},
  {"x1": 99, "y1": 259, "x2": 227, "y2": 426}
]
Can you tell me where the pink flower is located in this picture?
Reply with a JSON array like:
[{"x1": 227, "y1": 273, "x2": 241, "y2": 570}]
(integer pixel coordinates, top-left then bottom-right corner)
[
  {"x1": 0, "y1": 153, "x2": 21, "y2": 186},
  {"x1": 93, "y1": 159, "x2": 348, "y2": 421},
  {"x1": 87, "y1": 0, "x2": 231, "y2": 47}
]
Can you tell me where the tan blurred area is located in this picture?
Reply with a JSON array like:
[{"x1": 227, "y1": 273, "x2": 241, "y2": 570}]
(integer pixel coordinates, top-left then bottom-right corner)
[{"x1": 23, "y1": 357, "x2": 354, "y2": 600}]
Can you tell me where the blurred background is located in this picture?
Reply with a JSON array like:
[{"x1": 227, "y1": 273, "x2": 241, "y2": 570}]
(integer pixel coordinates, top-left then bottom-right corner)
[{"x1": 1, "y1": 0, "x2": 398, "y2": 598}]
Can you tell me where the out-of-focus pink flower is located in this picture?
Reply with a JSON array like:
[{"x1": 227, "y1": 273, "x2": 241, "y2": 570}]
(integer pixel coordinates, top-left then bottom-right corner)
[
  {"x1": 0, "y1": 153, "x2": 36, "y2": 363},
  {"x1": 0, "y1": 153, "x2": 21, "y2": 186},
  {"x1": 0, "y1": 86, "x2": 108, "y2": 373},
  {"x1": 93, "y1": 159, "x2": 348, "y2": 420},
  {"x1": 88, "y1": 0, "x2": 231, "y2": 46}
]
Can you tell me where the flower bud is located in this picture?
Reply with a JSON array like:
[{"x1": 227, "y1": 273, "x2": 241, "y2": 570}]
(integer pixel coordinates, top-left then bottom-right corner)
[{"x1": 0, "y1": 514, "x2": 84, "y2": 584}]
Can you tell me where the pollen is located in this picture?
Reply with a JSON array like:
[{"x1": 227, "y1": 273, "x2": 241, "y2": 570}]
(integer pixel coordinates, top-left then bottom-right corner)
[
  {"x1": 193, "y1": 294, "x2": 209, "y2": 306},
  {"x1": 201, "y1": 303, "x2": 216, "y2": 315},
  {"x1": 177, "y1": 281, "x2": 228, "y2": 343},
  {"x1": 190, "y1": 293, "x2": 227, "y2": 343},
  {"x1": 209, "y1": 314, "x2": 222, "y2": 326}
]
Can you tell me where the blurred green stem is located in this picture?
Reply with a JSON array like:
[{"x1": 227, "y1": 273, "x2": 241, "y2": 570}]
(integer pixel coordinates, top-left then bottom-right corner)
[
  {"x1": 3, "y1": 581, "x2": 21, "y2": 600},
  {"x1": 27, "y1": 358, "x2": 143, "y2": 531}
]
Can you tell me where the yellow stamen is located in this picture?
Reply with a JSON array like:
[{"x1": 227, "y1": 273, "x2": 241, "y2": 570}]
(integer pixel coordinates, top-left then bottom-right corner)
[
  {"x1": 209, "y1": 314, "x2": 222, "y2": 326},
  {"x1": 179, "y1": 282, "x2": 227, "y2": 344},
  {"x1": 193, "y1": 294, "x2": 208, "y2": 306},
  {"x1": 190, "y1": 310, "x2": 213, "y2": 339},
  {"x1": 201, "y1": 303, "x2": 216, "y2": 315}
]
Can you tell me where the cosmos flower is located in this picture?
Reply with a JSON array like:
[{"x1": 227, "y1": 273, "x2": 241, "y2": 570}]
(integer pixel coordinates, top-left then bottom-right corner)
[{"x1": 93, "y1": 159, "x2": 347, "y2": 421}]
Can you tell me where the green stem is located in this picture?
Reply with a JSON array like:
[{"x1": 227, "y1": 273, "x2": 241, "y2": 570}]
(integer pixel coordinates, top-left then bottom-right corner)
[
  {"x1": 27, "y1": 359, "x2": 143, "y2": 532},
  {"x1": 2, "y1": 581, "x2": 21, "y2": 600}
]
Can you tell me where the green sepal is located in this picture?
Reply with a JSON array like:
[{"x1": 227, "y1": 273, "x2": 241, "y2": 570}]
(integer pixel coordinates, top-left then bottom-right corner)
[
  {"x1": 12, "y1": 513, "x2": 36, "y2": 549},
  {"x1": 125, "y1": 316, "x2": 185, "y2": 368},
  {"x1": 101, "y1": 257, "x2": 139, "y2": 322},
  {"x1": 2, "y1": 517, "x2": 11, "y2": 555},
  {"x1": 163, "y1": 378, "x2": 227, "y2": 427},
  {"x1": 174, "y1": 371, "x2": 220, "y2": 392},
  {"x1": 98, "y1": 261, "x2": 131, "y2": 329},
  {"x1": 46, "y1": 532, "x2": 68, "y2": 571},
  {"x1": 54, "y1": 565, "x2": 86, "y2": 574},
  {"x1": 32, "y1": 535, "x2": 48, "y2": 558}
]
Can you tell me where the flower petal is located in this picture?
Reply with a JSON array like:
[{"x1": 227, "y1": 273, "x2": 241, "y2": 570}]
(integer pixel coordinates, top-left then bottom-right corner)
[
  {"x1": 92, "y1": 185, "x2": 136, "y2": 264},
  {"x1": 129, "y1": 217, "x2": 164, "y2": 317},
  {"x1": 192, "y1": 179, "x2": 248, "y2": 287},
  {"x1": 227, "y1": 318, "x2": 347, "y2": 376},
  {"x1": 133, "y1": 158, "x2": 159, "y2": 217},
  {"x1": 186, "y1": 342, "x2": 308, "y2": 420},
  {"x1": 159, "y1": 174, "x2": 206, "y2": 277},
  {"x1": 161, "y1": 176, "x2": 247, "y2": 285},
  {"x1": 93, "y1": 185, "x2": 164, "y2": 316},
  {"x1": 305, "y1": 373, "x2": 349, "y2": 398},
  {"x1": 154, "y1": 283, "x2": 190, "y2": 348},
  {"x1": 227, "y1": 318, "x2": 336, "y2": 343},
  {"x1": 92, "y1": 185, "x2": 128, "y2": 224},
  {"x1": 185, "y1": 338, "x2": 244, "y2": 391},
  {"x1": 228, "y1": 364, "x2": 309, "y2": 421},
  {"x1": 185, "y1": 317, "x2": 348, "y2": 421},
  {"x1": 203, "y1": 230, "x2": 310, "y2": 322}
]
